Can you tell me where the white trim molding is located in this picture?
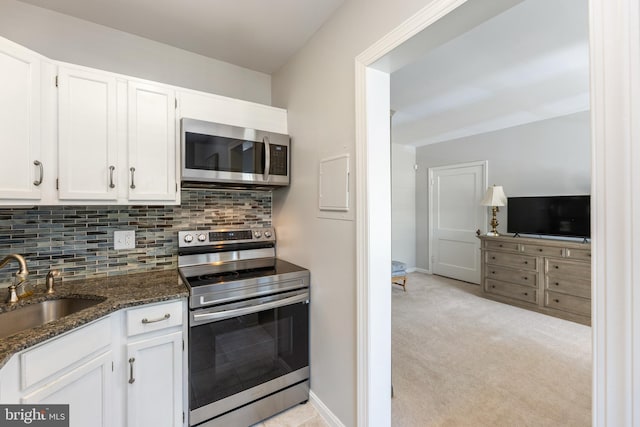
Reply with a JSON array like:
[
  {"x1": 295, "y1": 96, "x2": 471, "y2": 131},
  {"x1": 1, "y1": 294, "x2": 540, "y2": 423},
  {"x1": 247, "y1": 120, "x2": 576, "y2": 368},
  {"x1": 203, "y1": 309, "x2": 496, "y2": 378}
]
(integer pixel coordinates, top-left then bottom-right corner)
[
  {"x1": 310, "y1": 391, "x2": 346, "y2": 427},
  {"x1": 355, "y1": 3, "x2": 471, "y2": 423},
  {"x1": 589, "y1": 0, "x2": 640, "y2": 424}
]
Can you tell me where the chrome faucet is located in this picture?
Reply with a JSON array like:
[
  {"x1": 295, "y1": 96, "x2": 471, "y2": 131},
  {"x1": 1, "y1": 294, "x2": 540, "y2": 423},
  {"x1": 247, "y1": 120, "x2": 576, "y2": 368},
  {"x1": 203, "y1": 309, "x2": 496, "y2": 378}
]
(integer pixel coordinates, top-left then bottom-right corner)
[{"x1": 1, "y1": 254, "x2": 29, "y2": 303}]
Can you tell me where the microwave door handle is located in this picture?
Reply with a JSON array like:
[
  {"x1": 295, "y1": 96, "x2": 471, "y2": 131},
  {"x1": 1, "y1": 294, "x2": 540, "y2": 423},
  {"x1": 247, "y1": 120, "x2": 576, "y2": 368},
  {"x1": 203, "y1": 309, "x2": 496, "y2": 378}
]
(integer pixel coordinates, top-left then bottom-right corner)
[
  {"x1": 192, "y1": 292, "x2": 308, "y2": 324},
  {"x1": 263, "y1": 136, "x2": 271, "y2": 181}
]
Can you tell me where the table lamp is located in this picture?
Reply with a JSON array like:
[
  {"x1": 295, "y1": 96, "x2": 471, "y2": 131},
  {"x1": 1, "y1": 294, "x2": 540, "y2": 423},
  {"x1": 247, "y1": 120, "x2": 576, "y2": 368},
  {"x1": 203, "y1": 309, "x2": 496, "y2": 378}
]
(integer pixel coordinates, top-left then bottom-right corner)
[{"x1": 481, "y1": 185, "x2": 507, "y2": 236}]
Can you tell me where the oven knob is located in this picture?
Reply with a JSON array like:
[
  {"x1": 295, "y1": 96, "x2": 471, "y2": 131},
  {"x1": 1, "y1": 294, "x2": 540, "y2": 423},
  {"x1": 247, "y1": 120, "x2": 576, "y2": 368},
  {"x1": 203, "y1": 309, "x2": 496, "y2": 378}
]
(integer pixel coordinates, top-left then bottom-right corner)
[
  {"x1": 184, "y1": 234, "x2": 193, "y2": 243},
  {"x1": 254, "y1": 231, "x2": 262, "y2": 239},
  {"x1": 197, "y1": 234, "x2": 207, "y2": 242},
  {"x1": 264, "y1": 230, "x2": 272, "y2": 238}
]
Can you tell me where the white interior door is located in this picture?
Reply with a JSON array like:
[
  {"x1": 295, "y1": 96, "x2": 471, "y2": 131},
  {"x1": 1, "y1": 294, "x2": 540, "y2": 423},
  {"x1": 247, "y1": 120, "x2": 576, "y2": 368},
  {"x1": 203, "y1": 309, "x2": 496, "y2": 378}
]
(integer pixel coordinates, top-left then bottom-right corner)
[{"x1": 429, "y1": 161, "x2": 487, "y2": 284}]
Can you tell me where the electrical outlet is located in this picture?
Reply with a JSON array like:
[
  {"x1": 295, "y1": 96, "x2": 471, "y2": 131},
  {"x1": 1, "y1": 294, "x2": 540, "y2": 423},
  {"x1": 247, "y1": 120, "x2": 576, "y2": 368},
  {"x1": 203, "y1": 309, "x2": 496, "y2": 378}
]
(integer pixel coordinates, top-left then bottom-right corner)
[{"x1": 114, "y1": 230, "x2": 135, "y2": 250}]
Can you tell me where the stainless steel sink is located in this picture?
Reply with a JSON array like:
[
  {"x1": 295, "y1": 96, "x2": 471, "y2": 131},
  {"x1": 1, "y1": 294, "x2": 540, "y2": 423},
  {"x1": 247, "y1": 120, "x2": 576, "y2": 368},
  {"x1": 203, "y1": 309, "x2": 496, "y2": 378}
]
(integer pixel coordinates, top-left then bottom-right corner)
[{"x1": 0, "y1": 297, "x2": 105, "y2": 339}]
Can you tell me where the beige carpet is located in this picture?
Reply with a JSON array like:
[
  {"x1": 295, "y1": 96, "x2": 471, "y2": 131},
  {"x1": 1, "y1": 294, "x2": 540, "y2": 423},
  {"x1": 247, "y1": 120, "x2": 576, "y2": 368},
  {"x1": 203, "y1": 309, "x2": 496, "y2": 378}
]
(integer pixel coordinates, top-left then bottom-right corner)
[{"x1": 391, "y1": 273, "x2": 591, "y2": 427}]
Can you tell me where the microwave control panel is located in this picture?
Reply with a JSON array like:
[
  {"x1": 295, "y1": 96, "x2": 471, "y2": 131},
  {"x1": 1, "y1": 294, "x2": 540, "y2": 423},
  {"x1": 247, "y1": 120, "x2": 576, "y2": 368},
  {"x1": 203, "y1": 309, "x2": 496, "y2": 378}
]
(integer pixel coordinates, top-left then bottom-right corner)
[{"x1": 270, "y1": 145, "x2": 288, "y2": 176}]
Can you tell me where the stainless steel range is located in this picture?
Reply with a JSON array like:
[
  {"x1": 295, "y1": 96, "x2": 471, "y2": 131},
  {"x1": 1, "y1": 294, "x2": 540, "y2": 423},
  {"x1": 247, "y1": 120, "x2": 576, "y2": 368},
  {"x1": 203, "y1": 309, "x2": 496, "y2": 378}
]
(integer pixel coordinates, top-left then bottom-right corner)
[{"x1": 178, "y1": 227, "x2": 310, "y2": 427}]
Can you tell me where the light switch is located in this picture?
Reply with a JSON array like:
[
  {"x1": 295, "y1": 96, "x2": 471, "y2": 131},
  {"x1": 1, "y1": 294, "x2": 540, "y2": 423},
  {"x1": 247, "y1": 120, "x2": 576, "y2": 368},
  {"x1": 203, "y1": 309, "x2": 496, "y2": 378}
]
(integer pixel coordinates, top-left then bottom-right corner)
[{"x1": 114, "y1": 230, "x2": 135, "y2": 250}]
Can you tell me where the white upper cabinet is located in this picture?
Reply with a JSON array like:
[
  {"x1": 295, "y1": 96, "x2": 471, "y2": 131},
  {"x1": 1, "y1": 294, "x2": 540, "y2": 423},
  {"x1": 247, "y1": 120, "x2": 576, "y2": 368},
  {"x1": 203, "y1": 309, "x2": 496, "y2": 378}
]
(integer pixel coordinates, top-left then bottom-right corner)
[
  {"x1": 127, "y1": 81, "x2": 177, "y2": 202},
  {"x1": 57, "y1": 66, "x2": 118, "y2": 201},
  {"x1": 0, "y1": 36, "x2": 287, "y2": 206},
  {"x1": 178, "y1": 89, "x2": 288, "y2": 134},
  {"x1": 0, "y1": 38, "x2": 42, "y2": 200}
]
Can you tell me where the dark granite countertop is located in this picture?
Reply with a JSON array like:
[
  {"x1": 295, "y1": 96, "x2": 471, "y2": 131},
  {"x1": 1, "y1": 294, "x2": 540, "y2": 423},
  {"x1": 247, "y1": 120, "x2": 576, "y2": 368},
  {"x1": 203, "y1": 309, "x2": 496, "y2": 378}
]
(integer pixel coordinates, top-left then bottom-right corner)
[{"x1": 0, "y1": 269, "x2": 188, "y2": 369}]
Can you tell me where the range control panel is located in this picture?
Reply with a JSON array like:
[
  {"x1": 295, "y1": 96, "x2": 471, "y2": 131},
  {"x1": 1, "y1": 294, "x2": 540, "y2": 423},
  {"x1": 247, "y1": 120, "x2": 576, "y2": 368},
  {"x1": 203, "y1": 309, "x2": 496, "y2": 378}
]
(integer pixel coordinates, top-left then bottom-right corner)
[{"x1": 178, "y1": 228, "x2": 275, "y2": 248}]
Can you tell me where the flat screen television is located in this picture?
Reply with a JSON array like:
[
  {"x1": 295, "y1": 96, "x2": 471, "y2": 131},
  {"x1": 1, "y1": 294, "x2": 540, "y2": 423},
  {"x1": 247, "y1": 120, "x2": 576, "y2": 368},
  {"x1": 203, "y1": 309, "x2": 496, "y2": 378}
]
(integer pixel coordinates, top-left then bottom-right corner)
[{"x1": 507, "y1": 195, "x2": 590, "y2": 238}]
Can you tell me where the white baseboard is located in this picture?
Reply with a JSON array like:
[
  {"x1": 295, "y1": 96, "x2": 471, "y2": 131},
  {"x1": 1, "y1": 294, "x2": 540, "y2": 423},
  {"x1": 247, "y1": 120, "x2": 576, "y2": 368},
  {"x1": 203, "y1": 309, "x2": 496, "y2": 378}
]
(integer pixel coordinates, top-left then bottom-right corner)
[
  {"x1": 309, "y1": 390, "x2": 345, "y2": 427},
  {"x1": 414, "y1": 268, "x2": 431, "y2": 274}
]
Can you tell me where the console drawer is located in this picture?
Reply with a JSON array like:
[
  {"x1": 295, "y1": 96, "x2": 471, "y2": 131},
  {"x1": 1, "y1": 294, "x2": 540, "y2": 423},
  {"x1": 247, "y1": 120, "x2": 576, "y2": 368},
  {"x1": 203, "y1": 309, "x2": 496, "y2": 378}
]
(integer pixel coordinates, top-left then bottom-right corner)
[
  {"x1": 545, "y1": 258, "x2": 590, "y2": 280},
  {"x1": 521, "y1": 244, "x2": 564, "y2": 257},
  {"x1": 485, "y1": 251, "x2": 537, "y2": 271},
  {"x1": 565, "y1": 248, "x2": 591, "y2": 261},
  {"x1": 545, "y1": 276, "x2": 590, "y2": 298},
  {"x1": 545, "y1": 291, "x2": 591, "y2": 317},
  {"x1": 486, "y1": 265, "x2": 537, "y2": 288},
  {"x1": 485, "y1": 240, "x2": 520, "y2": 252},
  {"x1": 485, "y1": 279, "x2": 537, "y2": 304}
]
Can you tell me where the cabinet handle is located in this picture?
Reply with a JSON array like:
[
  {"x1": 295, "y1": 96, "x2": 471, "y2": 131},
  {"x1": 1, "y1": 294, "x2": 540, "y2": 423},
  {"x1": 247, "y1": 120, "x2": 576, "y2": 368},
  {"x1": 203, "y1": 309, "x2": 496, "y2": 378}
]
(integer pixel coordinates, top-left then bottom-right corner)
[
  {"x1": 524, "y1": 292, "x2": 528, "y2": 296},
  {"x1": 524, "y1": 261, "x2": 528, "y2": 264},
  {"x1": 524, "y1": 277, "x2": 528, "y2": 280},
  {"x1": 109, "y1": 165, "x2": 115, "y2": 188},
  {"x1": 128, "y1": 357, "x2": 136, "y2": 384},
  {"x1": 129, "y1": 167, "x2": 136, "y2": 189},
  {"x1": 555, "y1": 282, "x2": 560, "y2": 286},
  {"x1": 491, "y1": 271, "x2": 496, "y2": 274},
  {"x1": 498, "y1": 244, "x2": 503, "y2": 247},
  {"x1": 538, "y1": 248, "x2": 543, "y2": 252},
  {"x1": 555, "y1": 265, "x2": 559, "y2": 269},
  {"x1": 554, "y1": 299, "x2": 560, "y2": 303},
  {"x1": 141, "y1": 313, "x2": 171, "y2": 324},
  {"x1": 491, "y1": 256, "x2": 496, "y2": 260},
  {"x1": 491, "y1": 285, "x2": 496, "y2": 288},
  {"x1": 33, "y1": 160, "x2": 43, "y2": 186}
]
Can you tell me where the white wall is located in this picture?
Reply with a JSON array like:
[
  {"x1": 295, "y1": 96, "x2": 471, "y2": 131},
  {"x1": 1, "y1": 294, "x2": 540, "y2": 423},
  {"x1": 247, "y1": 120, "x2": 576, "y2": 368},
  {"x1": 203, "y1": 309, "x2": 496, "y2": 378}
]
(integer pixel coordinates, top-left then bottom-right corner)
[
  {"x1": 0, "y1": 0, "x2": 271, "y2": 104},
  {"x1": 414, "y1": 111, "x2": 590, "y2": 271},
  {"x1": 270, "y1": 0, "x2": 434, "y2": 425},
  {"x1": 392, "y1": 144, "x2": 416, "y2": 269}
]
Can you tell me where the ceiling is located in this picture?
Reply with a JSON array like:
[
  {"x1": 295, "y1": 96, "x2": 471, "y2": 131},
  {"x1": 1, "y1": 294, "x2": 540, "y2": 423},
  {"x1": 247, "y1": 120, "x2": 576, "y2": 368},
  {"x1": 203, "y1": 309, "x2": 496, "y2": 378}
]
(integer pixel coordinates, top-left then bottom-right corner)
[
  {"x1": 16, "y1": 0, "x2": 345, "y2": 74},
  {"x1": 390, "y1": 0, "x2": 590, "y2": 147}
]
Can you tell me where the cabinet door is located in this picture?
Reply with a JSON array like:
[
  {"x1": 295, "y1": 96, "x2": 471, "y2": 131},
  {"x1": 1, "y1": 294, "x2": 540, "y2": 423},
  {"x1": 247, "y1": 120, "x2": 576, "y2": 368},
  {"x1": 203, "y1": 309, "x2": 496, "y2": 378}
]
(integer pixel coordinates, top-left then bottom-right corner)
[
  {"x1": 58, "y1": 66, "x2": 118, "y2": 200},
  {"x1": 126, "y1": 331, "x2": 183, "y2": 427},
  {"x1": 0, "y1": 38, "x2": 42, "y2": 200},
  {"x1": 21, "y1": 351, "x2": 113, "y2": 427},
  {"x1": 128, "y1": 81, "x2": 177, "y2": 202}
]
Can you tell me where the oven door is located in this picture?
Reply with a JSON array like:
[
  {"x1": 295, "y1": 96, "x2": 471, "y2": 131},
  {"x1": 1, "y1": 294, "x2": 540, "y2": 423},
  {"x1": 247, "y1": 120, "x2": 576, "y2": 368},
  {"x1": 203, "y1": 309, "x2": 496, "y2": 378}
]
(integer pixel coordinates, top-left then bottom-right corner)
[
  {"x1": 181, "y1": 118, "x2": 289, "y2": 187},
  {"x1": 188, "y1": 289, "x2": 309, "y2": 426}
]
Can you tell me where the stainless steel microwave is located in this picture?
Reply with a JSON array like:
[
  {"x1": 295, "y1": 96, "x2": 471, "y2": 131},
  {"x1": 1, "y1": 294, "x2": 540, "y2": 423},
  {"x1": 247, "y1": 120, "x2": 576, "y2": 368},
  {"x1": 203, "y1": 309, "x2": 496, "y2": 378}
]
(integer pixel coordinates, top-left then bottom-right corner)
[{"x1": 181, "y1": 118, "x2": 290, "y2": 189}]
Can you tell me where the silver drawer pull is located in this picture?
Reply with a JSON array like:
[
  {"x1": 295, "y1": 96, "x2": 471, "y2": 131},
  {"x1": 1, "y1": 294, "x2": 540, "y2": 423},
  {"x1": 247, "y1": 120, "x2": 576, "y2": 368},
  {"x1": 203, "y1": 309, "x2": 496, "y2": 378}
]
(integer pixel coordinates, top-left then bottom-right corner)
[
  {"x1": 33, "y1": 160, "x2": 43, "y2": 186},
  {"x1": 109, "y1": 165, "x2": 115, "y2": 188},
  {"x1": 130, "y1": 167, "x2": 136, "y2": 189},
  {"x1": 128, "y1": 357, "x2": 135, "y2": 384},
  {"x1": 141, "y1": 313, "x2": 170, "y2": 324}
]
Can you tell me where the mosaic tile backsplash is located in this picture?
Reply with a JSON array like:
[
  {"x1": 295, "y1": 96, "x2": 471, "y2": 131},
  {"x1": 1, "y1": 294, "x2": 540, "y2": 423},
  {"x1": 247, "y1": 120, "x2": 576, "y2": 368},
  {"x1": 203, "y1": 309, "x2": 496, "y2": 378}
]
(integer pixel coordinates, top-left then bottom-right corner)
[{"x1": 0, "y1": 189, "x2": 271, "y2": 288}]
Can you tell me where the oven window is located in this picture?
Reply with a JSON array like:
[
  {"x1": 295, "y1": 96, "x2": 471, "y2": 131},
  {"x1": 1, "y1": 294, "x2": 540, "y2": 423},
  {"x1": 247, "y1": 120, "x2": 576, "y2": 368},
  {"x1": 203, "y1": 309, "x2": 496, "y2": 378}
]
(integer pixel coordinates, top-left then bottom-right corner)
[
  {"x1": 189, "y1": 301, "x2": 309, "y2": 410},
  {"x1": 185, "y1": 132, "x2": 265, "y2": 174}
]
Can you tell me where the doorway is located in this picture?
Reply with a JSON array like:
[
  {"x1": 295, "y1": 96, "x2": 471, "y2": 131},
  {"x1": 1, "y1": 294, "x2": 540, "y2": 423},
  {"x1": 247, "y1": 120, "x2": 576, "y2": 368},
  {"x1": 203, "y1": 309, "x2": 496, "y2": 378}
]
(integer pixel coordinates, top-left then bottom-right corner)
[
  {"x1": 354, "y1": 0, "x2": 615, "y2": 425},
  {"x1": 429, "y1": 161, "x2": 487, "y2": 284}
]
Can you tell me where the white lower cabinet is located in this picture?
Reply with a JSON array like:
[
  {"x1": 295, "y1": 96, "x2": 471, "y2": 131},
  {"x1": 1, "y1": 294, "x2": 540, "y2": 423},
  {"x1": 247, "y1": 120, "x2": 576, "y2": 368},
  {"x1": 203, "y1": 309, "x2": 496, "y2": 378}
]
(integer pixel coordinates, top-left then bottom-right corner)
[
  {"x1": 21, "y1": 351, "x2": 113, "y2": 427},
  {"x1": 123, "y1": 299, "x2": 185, "y2": 427},
  {"x1": 0, "y1": 299, "x2": 186, "y2": 427},
  {"x1": 126, "y1": 331, "x2": 183, "y2": 427}
]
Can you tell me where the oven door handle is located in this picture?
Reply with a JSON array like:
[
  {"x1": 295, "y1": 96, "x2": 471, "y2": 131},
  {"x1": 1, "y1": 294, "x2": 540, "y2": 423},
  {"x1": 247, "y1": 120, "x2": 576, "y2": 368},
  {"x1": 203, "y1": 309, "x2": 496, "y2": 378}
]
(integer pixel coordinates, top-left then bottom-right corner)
[{"x1": 192, "y1": 292, "x2": 309, "y2": 324}]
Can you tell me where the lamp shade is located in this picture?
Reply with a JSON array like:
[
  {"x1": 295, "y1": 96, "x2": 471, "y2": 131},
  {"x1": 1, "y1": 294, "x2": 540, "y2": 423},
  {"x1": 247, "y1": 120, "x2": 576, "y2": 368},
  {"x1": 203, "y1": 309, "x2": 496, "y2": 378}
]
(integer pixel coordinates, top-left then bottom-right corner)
[{"x1": 481, "y1": 185, "x2": 507, "y2": 207}]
